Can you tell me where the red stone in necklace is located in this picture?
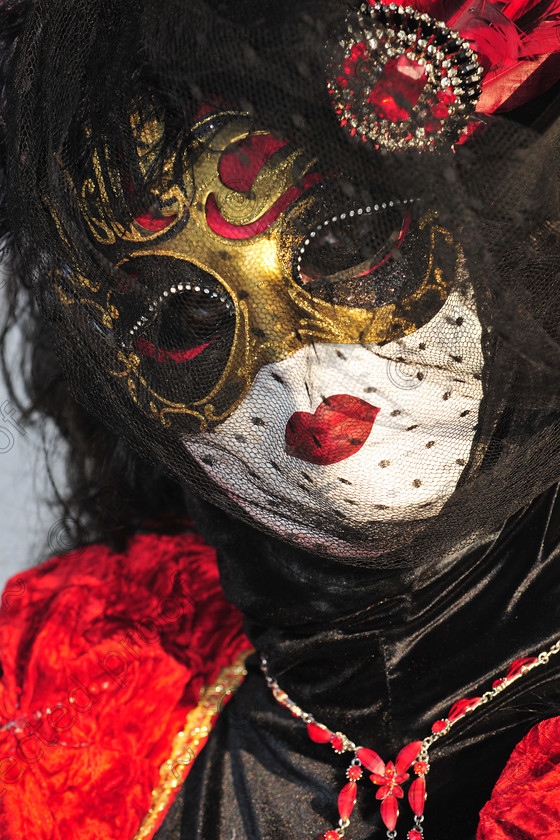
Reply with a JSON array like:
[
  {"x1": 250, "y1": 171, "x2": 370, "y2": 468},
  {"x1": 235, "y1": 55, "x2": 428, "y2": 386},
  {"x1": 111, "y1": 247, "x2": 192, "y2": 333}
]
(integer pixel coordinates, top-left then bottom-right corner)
[{"x1": 260, "y1": 640, "x2": 560, "y2": 839}]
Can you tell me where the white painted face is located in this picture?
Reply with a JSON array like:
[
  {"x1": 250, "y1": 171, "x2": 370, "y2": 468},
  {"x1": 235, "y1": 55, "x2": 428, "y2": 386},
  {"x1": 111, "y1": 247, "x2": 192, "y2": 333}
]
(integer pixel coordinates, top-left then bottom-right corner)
[{"x1": 182, "y1": 285, "x2": 484, "y2": 552}]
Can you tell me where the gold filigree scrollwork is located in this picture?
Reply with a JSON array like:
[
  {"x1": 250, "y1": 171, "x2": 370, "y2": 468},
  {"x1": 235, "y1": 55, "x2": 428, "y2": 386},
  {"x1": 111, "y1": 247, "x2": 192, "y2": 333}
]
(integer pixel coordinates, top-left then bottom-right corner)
[
  {"x1": 79, "y1": 144, "x2": 190, "y2": 247},
  {"x1": 64, "y1": 108, "x2": 194, "y2": 252},
  {"x1": 52, "y1": 270, "x2": 119, "y2": 329},
  {"x1": 213, "y1": 145, "x2": 315, "y2": 227},
  {"x1": 109, "y1": 349, "x2": 208, "y2": 430}
]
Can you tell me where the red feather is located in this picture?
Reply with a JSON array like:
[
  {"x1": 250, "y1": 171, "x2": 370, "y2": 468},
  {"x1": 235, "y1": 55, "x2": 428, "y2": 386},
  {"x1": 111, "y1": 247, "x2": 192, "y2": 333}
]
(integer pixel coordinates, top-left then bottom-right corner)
[{"x1": 378, "y1": 0, "x2": 560, "y2": 114}]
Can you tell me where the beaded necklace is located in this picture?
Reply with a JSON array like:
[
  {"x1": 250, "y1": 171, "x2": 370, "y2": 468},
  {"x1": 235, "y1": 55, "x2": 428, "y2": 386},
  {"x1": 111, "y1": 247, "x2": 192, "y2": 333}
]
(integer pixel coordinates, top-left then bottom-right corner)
[{"x1": 260, "y1": 638, "x2": 560, "y2": 840}]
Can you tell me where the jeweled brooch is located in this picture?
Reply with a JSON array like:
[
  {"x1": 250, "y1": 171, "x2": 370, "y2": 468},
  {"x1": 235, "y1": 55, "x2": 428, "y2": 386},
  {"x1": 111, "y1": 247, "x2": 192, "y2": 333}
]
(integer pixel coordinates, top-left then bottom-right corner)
[{"x1": 327, "y1": 2, "x2": 484, "y2": 151}]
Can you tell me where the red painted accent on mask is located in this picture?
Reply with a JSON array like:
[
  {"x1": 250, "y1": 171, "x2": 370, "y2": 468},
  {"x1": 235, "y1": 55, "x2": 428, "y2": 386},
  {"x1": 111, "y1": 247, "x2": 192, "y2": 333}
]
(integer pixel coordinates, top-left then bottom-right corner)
[
  {"x1": 134, "y1": 212, "x2": 177, "y2": 232},
  {"x1": 134, "y1": 335, "x2": 213, "y2": 363},
  {"x1": 285, "y1": 394, "x2": 380, "y2": 466},
  {"x1": 206, "y1": 172, "x2": 324, "y2": 239},
  {"x1": 194, "y1": 97, "x2": 236, "y2": 119},
  {"x1": 121, "y1": 172, "x2": 178, "y2": 231},
  {"x1": 219, "y1": 133, "x2": 288, "y2": 191}
]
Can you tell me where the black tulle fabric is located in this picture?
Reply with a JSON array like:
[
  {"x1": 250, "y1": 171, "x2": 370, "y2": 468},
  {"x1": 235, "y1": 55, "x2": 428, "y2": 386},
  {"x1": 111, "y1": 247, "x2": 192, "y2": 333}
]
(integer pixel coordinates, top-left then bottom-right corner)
[{"x1": 153, "y1": 487, "x2": 560, "y2": 840}]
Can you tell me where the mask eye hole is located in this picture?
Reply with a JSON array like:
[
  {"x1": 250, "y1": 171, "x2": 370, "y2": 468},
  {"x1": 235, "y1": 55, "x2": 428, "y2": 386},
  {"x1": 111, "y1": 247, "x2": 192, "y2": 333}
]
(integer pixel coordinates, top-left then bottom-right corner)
[
  {"x1": 297, "y1": 205, "x2": 408, "y2": 289},
  {"x1": 118, "y1": 256, "x2": 236, "y2": 405},
  {"x1": 293, "y1": 202, "x2": 434, "y2": 310},
  {"x1": 154, "y1": 285, "x2": 234, "y2": 356}
]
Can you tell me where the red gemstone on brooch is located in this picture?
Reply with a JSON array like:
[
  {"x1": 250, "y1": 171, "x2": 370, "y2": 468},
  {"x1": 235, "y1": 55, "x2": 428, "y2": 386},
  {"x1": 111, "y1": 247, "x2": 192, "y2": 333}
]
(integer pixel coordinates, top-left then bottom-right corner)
[
  {"x1": 408, "y1": 830, "x2": 423, "y2": 840},
  {"x1": 347, "y1": 764, "x2": 363, "y2": 781},
  {"x1": 368, "y1": 55, "x2": 427, "y2": 123},
  {"x1": 327, "y1": 3, "x2": 483, "y2": 151},
  {"x1": 431, "y1": 719, "x2": 447, "y2": 733}
]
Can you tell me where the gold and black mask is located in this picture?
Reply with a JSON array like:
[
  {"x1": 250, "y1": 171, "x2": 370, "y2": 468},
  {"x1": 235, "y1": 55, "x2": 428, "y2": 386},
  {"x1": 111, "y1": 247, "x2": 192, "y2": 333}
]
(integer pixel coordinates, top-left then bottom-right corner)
[{"x1": 55, "y1": 110, "x2": 461, "y2": 433}]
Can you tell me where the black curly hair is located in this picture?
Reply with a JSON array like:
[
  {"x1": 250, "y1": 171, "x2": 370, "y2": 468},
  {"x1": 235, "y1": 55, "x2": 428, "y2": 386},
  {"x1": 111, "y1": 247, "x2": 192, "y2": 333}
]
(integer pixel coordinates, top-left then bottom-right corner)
[{"x1": 0, "y1": 0, "x2": 340, "y2": 554}]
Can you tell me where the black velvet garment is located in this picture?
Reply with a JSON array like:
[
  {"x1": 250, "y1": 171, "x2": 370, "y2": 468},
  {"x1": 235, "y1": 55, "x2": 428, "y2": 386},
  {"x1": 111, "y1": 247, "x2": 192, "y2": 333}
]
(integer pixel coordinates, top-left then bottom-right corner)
[{"x1": 155, "y1": 487, "x2": 560, "y2": 840}]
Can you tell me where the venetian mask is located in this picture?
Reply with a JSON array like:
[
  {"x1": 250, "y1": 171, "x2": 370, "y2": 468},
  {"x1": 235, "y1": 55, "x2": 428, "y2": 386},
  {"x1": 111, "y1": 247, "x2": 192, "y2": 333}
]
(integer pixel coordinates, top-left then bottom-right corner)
[{"x1": 59, "y1": 109, "x2": 485, "y2": 550}]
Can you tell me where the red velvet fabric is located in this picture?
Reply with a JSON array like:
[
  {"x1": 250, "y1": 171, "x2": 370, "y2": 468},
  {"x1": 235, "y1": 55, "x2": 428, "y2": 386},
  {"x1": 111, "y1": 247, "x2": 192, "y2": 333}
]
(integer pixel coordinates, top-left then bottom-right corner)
[
  {"x1": 478, "y1": 716, "x2": 560, "y2": 839},
  {"x1": 0, "y1": 530, "x2": 250, "y2": 840}
]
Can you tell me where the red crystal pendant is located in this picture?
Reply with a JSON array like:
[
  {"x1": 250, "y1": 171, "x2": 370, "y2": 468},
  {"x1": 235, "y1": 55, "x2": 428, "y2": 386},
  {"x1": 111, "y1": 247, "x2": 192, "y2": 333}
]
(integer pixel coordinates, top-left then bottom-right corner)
[
  {"x1": 408, "y1": 831, "x2": 423, "y2": 840},
  {"x1": 338, "y1": 781, "x2": 358, "y2": 821},
  {"x1": 380, "y1": 794, "x2": 399, "y2": 831},
  {"x1": 307, "y1": 721, "x2": 333, "y2": 743},
  {"x1": 408, "y1": 776, "x2": 426, "y2": 816},
  {"x1": 506, "y1": 657, "x2": 537, "y2": 679},
  {"x1": 447, "y1": 696, "x2": 481, "y2": 721},
  {"x1": 431, "y1": 719, "x2": 447, "y2": 733},
  {"x1": 368, "y1": 55, "x2": 427, "y2": 123}
]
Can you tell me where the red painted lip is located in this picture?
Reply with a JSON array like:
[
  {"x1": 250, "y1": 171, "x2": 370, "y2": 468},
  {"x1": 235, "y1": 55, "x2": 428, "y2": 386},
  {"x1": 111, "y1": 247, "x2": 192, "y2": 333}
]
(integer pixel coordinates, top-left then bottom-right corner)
[{"x1": 285, "y1": 394, "x2": 380, "y2": 466}]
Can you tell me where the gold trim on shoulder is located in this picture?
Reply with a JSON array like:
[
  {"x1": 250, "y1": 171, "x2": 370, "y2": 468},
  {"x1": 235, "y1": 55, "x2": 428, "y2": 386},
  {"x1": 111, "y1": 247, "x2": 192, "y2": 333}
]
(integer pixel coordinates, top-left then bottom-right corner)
[{"x1": 132, "y1": 647, "x2": 253, "y2": 840}]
